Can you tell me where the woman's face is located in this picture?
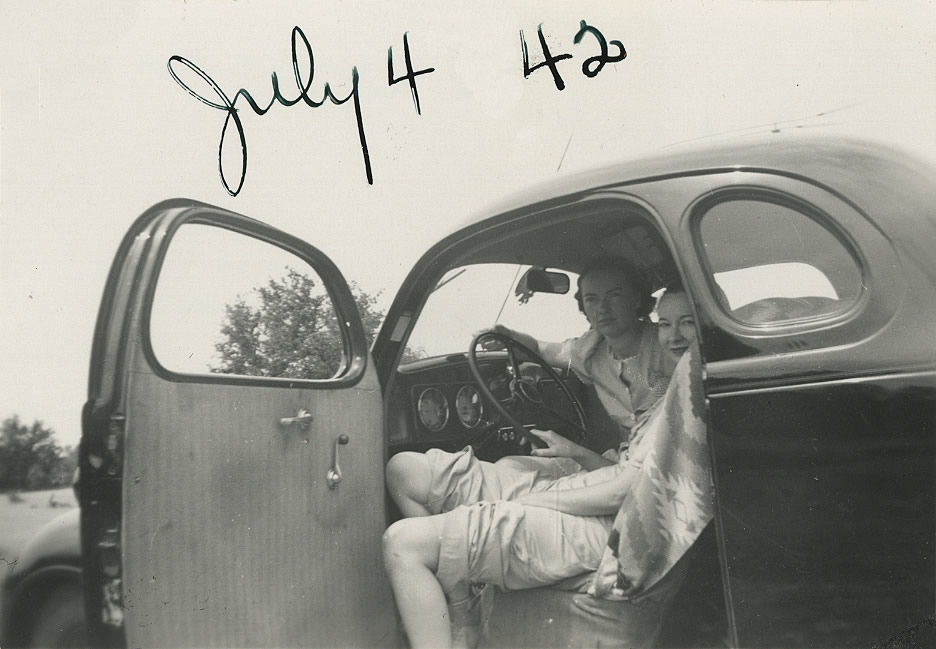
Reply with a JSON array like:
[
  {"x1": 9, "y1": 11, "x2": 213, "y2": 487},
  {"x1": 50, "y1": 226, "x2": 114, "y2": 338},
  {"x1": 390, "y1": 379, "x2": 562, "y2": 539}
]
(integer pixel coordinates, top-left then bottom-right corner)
[
  {"x1": 657, "y1": 291, "x2": 696, "y2": 360},
  {"x1": 579, "y1": 268, "x2": 642, "y2": 339}
]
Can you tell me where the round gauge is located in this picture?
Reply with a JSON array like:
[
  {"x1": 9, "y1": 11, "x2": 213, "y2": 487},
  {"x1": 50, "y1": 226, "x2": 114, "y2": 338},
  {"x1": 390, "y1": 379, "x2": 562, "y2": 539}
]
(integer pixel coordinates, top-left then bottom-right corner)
[
  {"x1": 417, "y1": 387, "x2": 449, "y2": 432},
  {"x1": 455, "y1": 386, "x2": 484, "y2": 428}
]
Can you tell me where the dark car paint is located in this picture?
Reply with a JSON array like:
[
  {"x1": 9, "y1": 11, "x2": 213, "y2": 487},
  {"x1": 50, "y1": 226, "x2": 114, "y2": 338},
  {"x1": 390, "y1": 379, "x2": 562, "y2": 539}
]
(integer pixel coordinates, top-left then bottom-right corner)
[
  {"x1": 710, "y1": 375, "x2": 936, "y2": 645},
  {"x1": 1, "y1": 508, "x2": 82, "y2": 647}
]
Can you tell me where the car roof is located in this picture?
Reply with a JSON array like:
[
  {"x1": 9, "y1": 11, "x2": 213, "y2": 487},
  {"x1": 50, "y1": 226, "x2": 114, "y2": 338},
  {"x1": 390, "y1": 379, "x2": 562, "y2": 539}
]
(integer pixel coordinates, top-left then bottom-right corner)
[{"x1": 453, "y1": 132, "x2": 936, "y2": 237}]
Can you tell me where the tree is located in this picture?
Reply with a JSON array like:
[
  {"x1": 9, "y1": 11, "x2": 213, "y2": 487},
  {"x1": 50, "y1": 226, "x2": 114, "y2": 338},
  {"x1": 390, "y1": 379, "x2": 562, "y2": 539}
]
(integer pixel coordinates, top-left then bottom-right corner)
[
  {"x1": 0, "y1": 416, "x2": 66, "y2": 491},
  {"x1": 212, "y1": 268, "x2": 422, "y2": 380}
]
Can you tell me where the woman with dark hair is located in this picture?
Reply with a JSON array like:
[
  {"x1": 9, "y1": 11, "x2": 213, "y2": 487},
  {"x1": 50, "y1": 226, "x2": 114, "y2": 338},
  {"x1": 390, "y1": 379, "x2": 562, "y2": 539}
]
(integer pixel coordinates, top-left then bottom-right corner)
[
  {"x1": 654, "y1": 280, "x2": 695, "y2": 377},
  {"x1": 382, "y1": 262, "x2": 692, "y2": 648}
]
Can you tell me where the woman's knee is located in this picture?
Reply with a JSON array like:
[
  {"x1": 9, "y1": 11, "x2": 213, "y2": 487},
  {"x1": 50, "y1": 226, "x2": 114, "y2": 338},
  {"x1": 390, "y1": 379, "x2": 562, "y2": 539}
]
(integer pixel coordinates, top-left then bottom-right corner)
[
  {"x1": 382, "y1": 517, "x2": 443, "y2": 572},
  {"x1": 386, "y1": 452, "x2": 431, "y2": 501},
  {"x1": 382, "y1": 518, "x2": 409, "y2": 566}
]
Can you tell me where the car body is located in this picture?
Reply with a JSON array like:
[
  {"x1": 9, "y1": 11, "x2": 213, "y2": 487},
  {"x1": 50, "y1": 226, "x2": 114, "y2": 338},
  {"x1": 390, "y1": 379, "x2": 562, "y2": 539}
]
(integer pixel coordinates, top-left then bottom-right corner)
[
  {"x1": 1, "y1": 508, "x2": 85, "y2": 649},
  {"x1": 3, "y1": 133, "x2": 934, "y2": 648}
]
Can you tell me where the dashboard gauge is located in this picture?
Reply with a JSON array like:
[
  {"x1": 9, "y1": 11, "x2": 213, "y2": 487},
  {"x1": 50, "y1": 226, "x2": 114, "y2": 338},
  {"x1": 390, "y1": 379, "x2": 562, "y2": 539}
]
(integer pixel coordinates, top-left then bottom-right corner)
[
  {"x1": 455, "y1": 386, "x2": 484, "y2": 428},
  {"x1": 417, "y1": 387, "x2": 449, "y2": 432}
]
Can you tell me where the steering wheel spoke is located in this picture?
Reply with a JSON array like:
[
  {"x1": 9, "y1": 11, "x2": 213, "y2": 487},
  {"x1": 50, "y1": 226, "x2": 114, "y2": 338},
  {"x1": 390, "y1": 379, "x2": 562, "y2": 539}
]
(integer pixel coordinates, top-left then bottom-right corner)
[{"x1": 504, "y1": 345, "x2": 525, "y2": 381}]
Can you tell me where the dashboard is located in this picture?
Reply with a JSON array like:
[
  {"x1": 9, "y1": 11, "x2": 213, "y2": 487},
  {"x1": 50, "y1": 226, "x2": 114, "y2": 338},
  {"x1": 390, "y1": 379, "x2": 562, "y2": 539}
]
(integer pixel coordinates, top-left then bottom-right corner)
[{"x1": 386, "y1": 351, "x2": 597, "y2": 459}]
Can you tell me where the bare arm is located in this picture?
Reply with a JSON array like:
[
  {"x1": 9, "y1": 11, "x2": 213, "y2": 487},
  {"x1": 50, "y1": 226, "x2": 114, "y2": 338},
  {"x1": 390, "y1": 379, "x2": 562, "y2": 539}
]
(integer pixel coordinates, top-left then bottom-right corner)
[
  {"x1": 482, "y1": 324, "x2": 570, "y2": 365},
  {"x1": 527, "y1": 429, "x2": 615, "y2": 471},
  {"x1": 512, "y1": 465, "x2": 637, "y2": 516}
]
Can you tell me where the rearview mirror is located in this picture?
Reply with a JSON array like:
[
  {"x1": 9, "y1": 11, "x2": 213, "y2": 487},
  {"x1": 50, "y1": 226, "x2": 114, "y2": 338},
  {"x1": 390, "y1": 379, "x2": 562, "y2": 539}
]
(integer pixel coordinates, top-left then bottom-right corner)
[{"x1": 515, "y1": 267, "x2": 570, "y2": 304}]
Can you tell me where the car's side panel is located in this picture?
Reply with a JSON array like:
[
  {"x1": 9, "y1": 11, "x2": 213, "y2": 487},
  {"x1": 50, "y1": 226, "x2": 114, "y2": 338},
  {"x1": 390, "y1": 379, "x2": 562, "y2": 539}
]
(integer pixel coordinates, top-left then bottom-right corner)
[
  {"x1": 121, "y1": 363, "x2": 395, "y2": 648},
  {"x1": 620, "y1": 167, "x2": 936, "y2": 645},
  {"x1": 708, "y1": 373, "x2": 936, "y2": 646}
]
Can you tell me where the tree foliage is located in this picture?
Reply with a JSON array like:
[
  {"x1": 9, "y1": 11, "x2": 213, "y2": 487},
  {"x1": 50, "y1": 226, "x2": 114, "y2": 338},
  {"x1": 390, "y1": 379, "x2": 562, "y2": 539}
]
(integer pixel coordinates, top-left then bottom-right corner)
[
  {"x1": 212, "y1": 268, "x2": 418, "y2": 380},
  {"x1": 0, "y1": 416, "x2": 75, "y2": 491}
]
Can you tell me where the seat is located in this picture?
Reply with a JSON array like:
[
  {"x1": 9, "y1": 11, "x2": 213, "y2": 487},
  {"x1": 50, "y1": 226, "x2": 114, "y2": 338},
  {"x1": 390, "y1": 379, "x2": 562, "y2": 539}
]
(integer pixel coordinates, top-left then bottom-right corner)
[
  {"x1": 477, "y1": 525, "x2": 725, "y2": 649},
  {"x1": 477, "y1": 540, "x2": 691, "y2": 648},
  {"x1": 732, "y1": 295, "x2": 839, "y2": 324}
]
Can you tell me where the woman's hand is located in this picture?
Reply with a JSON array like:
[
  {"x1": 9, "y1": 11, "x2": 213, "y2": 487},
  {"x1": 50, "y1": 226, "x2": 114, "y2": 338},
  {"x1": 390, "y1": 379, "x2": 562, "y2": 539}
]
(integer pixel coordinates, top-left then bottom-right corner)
[
  {"x1": 527, "y1": 428, "x2": 615, "y2": 472},
  {"x1": 527, "y1": 428, "x2": 585, "y2": 460},
  {"x1": 472, "y1": 325, "x2": 508, "y2": 351},
  {"x1": 472, "y1": 325, "x2": 539, "y2": 352}
]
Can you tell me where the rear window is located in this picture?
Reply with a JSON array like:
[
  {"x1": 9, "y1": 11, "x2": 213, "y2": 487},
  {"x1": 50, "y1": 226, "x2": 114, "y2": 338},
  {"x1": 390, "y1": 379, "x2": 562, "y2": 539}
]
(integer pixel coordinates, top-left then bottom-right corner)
[{"x1": 698, "y1": 198, "x2": 862, "y2": 325}]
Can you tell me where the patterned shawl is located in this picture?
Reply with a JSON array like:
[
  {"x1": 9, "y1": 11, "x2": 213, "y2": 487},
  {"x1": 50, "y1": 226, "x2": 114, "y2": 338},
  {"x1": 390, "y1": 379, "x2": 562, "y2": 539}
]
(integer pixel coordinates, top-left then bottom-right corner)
[{"x1": 589, "y1": 343, "x2": 713, "y2": 600}]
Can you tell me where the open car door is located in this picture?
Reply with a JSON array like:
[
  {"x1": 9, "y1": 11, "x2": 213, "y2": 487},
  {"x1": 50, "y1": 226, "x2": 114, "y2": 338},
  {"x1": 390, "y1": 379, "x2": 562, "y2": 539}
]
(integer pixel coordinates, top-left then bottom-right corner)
[{"x1": 79, "y1": 200, "x2": 397, "y2": 648}]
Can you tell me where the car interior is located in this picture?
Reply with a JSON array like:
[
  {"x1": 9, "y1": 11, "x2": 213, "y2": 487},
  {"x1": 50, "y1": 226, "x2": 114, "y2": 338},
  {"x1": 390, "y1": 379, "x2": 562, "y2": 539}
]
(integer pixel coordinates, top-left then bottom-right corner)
[{"x1": 379, "y1": 198, "x2": 730, "y2": 647}]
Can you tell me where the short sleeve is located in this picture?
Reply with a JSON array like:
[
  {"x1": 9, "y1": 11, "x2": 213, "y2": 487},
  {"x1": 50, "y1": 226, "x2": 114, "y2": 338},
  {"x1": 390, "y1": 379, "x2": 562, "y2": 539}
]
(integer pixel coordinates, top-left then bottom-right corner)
[
  {"x1": 538, "y1": 334, "x2": 600, "y2": 386},
  {"x1": 536, "y1": 339, "x2": 569, "y2": 368}
]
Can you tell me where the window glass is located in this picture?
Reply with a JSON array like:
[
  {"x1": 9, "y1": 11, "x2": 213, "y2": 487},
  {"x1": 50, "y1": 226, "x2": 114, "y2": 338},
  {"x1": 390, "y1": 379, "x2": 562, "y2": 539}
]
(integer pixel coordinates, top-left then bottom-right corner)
[
  {"x1": 404, "y1": 263, "x2": 588, "y2": 360},
  {"x1": 150, "y1": 223, "x2": 344, "y2": 379},
  {"x1": 699, "y1": 199, "x2": 861, "y2": 325}
]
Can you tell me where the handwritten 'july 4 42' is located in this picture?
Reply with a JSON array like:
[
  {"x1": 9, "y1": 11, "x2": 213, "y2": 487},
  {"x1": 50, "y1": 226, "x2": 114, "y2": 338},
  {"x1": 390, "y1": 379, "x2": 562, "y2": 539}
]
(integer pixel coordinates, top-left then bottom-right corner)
[{"x1": 168, "y1": 21, "x2": 627, "y2": 197}]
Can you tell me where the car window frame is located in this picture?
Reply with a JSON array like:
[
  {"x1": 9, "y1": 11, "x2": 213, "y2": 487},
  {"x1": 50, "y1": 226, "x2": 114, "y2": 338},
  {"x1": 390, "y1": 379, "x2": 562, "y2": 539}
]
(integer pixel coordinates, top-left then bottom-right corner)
[
  {"x1": 658, "y1": 175, "x2": 906, "y2": 370},
  {"x1": 691, "y1": 186, "x2": 868, "y2": 332},
  {"x1": 138, "y1": 208, "x2": 370, "y2": 390}
]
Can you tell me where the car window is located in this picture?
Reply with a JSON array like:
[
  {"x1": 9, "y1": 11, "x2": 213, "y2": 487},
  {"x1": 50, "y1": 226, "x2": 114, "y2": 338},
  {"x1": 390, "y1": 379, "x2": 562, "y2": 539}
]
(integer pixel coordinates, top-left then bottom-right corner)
[
  {"x1": 698, "y1": 199, "x2": 862, "y2": 325},
  {"x1": 404, "y1": 263, "x2": 588, "y2": 359},
  {"x1": 149, "y1": 223, "x2": 345, "y2": 379}
]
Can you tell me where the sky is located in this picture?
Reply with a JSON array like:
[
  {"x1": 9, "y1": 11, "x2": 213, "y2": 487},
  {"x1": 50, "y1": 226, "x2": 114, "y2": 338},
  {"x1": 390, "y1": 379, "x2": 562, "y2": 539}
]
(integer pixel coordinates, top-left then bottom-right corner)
[{"x1": 2, "y1": 0, "x2": 935, "y2": 449}]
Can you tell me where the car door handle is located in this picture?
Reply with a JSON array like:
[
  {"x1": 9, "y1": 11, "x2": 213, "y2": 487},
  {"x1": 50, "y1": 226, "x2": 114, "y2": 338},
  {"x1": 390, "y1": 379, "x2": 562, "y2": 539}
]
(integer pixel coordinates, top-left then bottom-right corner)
[
  {"x1": 279, "y1": 408, "x2": 314, "y2": 432},
  {"x1": 327, "y1": 434, "x2": 350, "y2": 489}
]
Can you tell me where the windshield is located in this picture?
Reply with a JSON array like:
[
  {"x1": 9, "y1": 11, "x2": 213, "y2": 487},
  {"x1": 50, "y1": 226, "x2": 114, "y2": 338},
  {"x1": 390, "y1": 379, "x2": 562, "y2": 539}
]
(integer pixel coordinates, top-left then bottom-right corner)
[{"x1": 404, "y1": 263, "x2": 588, "y2": 359}]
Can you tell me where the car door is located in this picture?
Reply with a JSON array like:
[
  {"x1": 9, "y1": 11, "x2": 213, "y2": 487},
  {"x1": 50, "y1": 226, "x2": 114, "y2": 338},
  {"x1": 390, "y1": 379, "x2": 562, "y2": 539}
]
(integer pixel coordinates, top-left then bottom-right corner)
[
  {"x1": 79, "y1": 200, "x2": 397, "y2": 648},
  {"x1": 636, "y1": 170, "x2": 936, "y2": 647}
]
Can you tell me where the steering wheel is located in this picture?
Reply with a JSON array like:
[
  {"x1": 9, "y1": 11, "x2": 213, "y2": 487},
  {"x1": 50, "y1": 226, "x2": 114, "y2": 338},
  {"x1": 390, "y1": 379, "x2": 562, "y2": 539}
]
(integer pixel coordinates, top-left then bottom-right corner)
[{"x1": 468, "y1": 330, "x2": 587, "y2": 449}]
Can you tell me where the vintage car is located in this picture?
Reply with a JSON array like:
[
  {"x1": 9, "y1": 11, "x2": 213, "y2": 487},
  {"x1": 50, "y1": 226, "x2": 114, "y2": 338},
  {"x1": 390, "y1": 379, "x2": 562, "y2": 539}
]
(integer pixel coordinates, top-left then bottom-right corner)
[
  {"x1": 3, "y1": 133, "x2": 935, "y2": 648},
  {"x1": 1, "y1": 480, "x2": 85, "y2": 648}
]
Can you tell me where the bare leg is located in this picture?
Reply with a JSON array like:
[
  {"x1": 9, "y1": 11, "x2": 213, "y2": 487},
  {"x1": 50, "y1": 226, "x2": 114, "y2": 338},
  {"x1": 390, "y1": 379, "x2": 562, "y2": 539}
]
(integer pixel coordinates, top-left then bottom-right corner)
[
  {"x1": 383, "y1": 515, "x2": 469, "y2": 648},
  {"x1": 386, "y1": 451, "x2": 433, "y2": 517}
]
